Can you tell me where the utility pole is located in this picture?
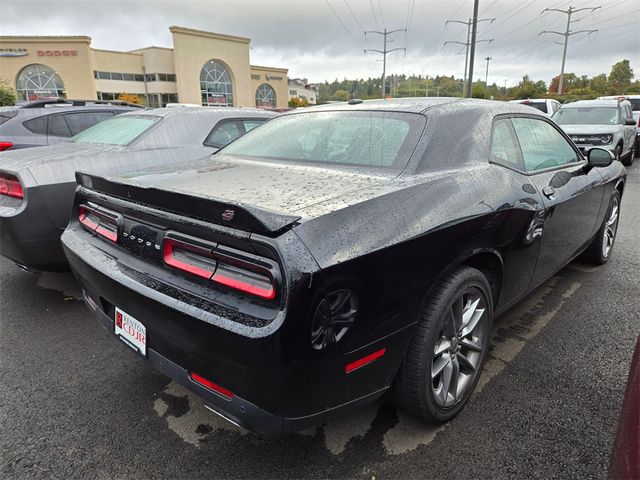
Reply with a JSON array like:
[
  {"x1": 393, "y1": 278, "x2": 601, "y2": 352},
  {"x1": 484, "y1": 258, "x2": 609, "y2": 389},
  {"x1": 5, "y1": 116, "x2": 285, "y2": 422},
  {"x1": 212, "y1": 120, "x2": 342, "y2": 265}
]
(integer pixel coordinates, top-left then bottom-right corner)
[
  {"x1": 484, "y1": 56, "x2": 492, "y2": 87},
  {"x1": 540, "y1": 5, "x2": 600, "y2": 94},
  {"x1": 365, "y1": 28, "x2": 406, "y2": 99},
  {"x1": 444, "y1": 15, "x2": 494, "y2": 97},
  {"x1": 467, "y1": 0, "x2": 480, "y2": 98}
]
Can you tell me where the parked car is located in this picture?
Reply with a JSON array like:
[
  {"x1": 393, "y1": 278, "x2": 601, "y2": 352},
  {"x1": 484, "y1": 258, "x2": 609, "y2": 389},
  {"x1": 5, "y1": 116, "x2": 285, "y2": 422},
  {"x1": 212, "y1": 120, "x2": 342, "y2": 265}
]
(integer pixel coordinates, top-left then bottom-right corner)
[
  {"x1": 0, "y1": 99, "x2": 142, "y2": 151},
  {"x1": 552, "y1": 98, "x2": 637, "y2": 166},
  {"x1": 598, "y1": 95, "x2": 640, "y2": 158},
  {"x1": 0, "y1": 106, "x2": 276, "y2": 271},
  {"x1": 60, "y1": 98, "x2": 626, "y2": 434},
  {"x1": 609, "y1": 336, "x2": 640, "y2": 480},
  {"x1": 509, "y1": 98, "x2": 561, "y2": 117}
]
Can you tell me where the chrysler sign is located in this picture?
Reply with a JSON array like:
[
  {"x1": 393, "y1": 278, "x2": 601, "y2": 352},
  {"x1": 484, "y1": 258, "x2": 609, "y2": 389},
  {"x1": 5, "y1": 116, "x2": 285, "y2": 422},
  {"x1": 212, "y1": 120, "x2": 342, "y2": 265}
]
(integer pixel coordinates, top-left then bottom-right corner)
[{"x1": 0, "y1": 48, "x2": 28, "y2": 57}]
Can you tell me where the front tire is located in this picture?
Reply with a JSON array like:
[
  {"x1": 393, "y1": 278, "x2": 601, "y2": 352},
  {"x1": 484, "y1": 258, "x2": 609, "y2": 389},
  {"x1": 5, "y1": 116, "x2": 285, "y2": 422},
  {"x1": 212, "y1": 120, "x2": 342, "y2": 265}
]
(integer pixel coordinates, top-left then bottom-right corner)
[
  {"x1": 582, "y1": 191, "x2": 621, "y2": 265},
  {"x1": 393, "y1": 266, "x2": 493, "y2": 423},
  {"x1": 621, "y1": 142, "x2": 635, "y2": 166}
]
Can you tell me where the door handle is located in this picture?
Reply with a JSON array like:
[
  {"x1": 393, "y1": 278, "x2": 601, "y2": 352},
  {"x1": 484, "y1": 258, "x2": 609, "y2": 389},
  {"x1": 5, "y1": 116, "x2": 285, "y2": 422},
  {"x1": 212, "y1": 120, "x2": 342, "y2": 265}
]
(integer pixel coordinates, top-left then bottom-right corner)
[{"x1": 542, "y1": 186, "x2": 555, "y2": 199}]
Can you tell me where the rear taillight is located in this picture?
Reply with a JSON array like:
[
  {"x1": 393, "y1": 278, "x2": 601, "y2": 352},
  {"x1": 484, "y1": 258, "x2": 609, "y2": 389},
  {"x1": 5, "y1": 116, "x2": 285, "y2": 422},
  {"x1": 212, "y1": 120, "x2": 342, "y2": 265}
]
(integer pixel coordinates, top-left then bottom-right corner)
[
  {"x1": 163, "y1": 237, "x2": 277, "y2": 300},
  {"x1": 0, "y1": 173, "x2": 23, "y2": 199},
  {"x1": 79, "y1": 204, "x2": 118, "y2": 242},
  {"x1": 0, "y1": 141, "x2": 13, "y2": 151},
  {"x1": 637, "y1": 117, "x2": 640, "y2": 127}
]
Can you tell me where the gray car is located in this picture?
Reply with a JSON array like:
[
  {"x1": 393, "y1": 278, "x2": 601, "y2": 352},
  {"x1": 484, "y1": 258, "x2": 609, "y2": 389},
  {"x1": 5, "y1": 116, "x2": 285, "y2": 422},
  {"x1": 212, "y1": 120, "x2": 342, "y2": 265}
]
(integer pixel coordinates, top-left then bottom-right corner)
[
  {"x1": 0, "y1": 106, "x2": 277, "y2": 270},
  {"x1": 0, "y1": 99, "x2": 142, "y2": 151}
]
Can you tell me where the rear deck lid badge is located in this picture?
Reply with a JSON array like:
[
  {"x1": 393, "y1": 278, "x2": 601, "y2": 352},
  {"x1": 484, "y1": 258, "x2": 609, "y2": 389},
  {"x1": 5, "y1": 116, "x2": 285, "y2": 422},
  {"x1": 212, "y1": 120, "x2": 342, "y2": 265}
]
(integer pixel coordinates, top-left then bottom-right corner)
[{"x1": 222, "y1": 209, "x2": 235, "y2": 222}]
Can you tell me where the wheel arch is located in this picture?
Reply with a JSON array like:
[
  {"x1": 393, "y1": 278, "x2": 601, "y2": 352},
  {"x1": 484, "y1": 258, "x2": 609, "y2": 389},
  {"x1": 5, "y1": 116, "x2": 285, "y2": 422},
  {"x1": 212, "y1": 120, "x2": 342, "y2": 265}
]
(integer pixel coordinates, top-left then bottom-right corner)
[
  {"x1": 615, "y1": 178, "x2": 625, "y2": 198},
  {"x1": 427, "y1": 248, "x2": 504, "y2": 309}
]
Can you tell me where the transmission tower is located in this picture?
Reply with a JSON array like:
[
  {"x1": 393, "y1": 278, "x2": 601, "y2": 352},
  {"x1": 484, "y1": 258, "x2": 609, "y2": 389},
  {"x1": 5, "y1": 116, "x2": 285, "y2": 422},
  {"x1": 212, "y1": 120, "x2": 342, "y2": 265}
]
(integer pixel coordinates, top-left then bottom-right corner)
[
  {"x1": 364, "y1": 28, "x2": 406, "y2": 98},
  {"x1": 444, "y1": 16, "x2": 494, "y2": 97},
  {"x1": 539, "y1": 5, "x2": 601, "y2": 94}
]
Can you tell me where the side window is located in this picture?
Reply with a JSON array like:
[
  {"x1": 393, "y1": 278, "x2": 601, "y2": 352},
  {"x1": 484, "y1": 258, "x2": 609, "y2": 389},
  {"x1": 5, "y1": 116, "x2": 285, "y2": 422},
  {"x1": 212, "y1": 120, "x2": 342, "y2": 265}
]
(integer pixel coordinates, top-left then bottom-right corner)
[
  {"x1": 489, "y1": 118, "x2": 524, "y2": 171},
  {"x1": 512, "y1": 117, "x2": 579, "y2": 173},
  {"x1": 48, "y1": 114, "x2": 72, "y2": 137},
  {"x1": 23, "y1": 116, "x2": 48, "y2": 135},
  {"x1": 243, "y1": 119, "x2": 266, "y2": 132},
  {"x1": 64, "y1": 111, "x2": 115, "y2": 136},
  {"x1": 204, "y1": 119, "x2": 244, "y2": 148}
]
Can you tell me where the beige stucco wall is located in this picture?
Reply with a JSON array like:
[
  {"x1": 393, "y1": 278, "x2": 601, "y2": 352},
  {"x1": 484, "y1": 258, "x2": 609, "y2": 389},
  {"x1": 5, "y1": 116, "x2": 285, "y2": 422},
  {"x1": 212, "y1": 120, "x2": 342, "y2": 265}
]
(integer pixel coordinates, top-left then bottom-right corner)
[
  {"x1": 92, "y1": 48, "x2": 143, "y2": 73},
  {"x1": 130, "y1": 46, "x2": 175, "y2": 74},
  {"x1": 250, "y1": 65, "x2": 288, "y2": 108},
  {"x1": 170, "y1": 26, "x2": 252, "y2": 106},
  {"x1": 0, "y1": 36, "x2": 96, "y2": 100}
]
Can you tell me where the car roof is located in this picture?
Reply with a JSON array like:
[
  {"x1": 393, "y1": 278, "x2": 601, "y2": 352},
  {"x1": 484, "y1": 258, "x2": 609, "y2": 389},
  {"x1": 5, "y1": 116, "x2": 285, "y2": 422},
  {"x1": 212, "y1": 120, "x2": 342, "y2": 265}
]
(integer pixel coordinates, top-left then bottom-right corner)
[
  {"x1": 560, "y1": 99, "x2": 626, "y2": 108},
  {"x1": 281, "y1": 97, "x2": 546, "y2": 117},
  {"x1": 119, "y1": 106, "x2": 279, "y2": 119},
  {"x1": 509, "y1": 99, "x2": 554, "y2": 103}
]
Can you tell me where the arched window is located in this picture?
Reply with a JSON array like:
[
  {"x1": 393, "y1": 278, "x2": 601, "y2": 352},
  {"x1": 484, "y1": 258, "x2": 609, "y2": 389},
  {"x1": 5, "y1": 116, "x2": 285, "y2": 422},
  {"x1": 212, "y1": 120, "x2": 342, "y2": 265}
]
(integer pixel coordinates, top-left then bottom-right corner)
[
  {"x1": 200, "y1": 60, "x2": 234, "y2": 107},
  {"x1": 16, "y1": 64, "x2": 66, "y2": 102},
  {"x1": 255, "y1": 83, "x2": 276, "y2": 108}
]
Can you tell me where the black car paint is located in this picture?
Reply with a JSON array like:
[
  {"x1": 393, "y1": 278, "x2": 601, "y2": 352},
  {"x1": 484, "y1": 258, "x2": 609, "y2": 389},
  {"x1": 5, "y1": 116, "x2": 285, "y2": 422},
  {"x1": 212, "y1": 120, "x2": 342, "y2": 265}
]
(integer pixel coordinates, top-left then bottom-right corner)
[{"x1": 60, "y1": 98, "x2": 626, "y2": 434}]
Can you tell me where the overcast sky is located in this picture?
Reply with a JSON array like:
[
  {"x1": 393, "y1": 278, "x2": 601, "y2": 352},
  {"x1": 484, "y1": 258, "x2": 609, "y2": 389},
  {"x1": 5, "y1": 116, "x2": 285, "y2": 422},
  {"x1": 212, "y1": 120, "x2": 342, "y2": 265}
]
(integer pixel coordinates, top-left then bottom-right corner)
[{"x1": 1, "y1": 0, "x2": 638, "y2": 87}]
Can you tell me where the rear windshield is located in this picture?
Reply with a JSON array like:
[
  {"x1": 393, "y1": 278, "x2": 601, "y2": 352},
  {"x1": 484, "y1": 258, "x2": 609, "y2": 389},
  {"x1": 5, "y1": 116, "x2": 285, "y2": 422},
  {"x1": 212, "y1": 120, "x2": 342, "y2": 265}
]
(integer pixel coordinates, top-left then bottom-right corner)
[
  {"x1": 219, "y1": 111, "x2": 425, "y2": 170},
  {"x1": 522, "y1": 101, "x2": 547, "y2": 114},
  {"x1": 552, "y1": 107, "x2": 619, "y2": 125},
  {"x1": 70, "y1": 115, "x2": 159, "y2": 146}
]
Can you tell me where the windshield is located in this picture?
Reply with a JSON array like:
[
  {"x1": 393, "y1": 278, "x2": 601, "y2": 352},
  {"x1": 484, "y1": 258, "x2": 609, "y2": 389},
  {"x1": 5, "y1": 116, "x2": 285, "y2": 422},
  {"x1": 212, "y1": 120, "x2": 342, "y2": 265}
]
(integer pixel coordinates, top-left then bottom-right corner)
[
  {"x1": 70, "y1": 115, "x2": 160, "y2": 145},
  {"x1": 553, "y1": 107, "x2": 619, "y2": 125},
  {"x1": 219, "y1": 110, "x2": 425, "y2": 170}
]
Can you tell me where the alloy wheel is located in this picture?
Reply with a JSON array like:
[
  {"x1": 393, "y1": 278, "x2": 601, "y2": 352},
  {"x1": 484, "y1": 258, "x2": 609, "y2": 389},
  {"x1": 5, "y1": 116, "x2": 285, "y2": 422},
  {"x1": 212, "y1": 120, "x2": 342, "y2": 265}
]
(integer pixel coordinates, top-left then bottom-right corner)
[
  {"x1": 431, "y1": 287, "x2": 489, "y2": 408},
  {"x1": 602, "y1": 197, "x2": 620, "y2": 258}
]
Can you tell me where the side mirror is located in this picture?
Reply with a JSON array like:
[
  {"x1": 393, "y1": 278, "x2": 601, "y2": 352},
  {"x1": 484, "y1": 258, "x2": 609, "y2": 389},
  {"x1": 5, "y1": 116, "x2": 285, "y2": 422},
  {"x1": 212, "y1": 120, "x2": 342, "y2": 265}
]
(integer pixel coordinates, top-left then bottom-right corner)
[
  {"x1": 624, "y1": 118, "x2": 637, "y2": 126},
  {"x1": 587, "y1": 147, "x2": 615, "y2": 168}
]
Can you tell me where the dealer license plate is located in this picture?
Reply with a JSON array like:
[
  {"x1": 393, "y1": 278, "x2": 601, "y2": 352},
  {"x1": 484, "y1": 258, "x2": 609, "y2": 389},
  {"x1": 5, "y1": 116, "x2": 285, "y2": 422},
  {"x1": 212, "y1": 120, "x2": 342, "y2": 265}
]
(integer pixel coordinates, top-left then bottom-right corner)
[{"x1": 114, "y1": 307, "x2": 147, "y2": 357}]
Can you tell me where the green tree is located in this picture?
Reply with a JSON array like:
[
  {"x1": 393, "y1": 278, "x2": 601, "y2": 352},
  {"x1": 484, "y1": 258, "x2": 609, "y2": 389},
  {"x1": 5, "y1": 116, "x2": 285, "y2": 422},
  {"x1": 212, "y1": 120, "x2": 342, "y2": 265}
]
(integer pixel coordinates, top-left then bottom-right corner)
[
  {"x1": 472, "y1": 83, "x2": 486, "y2": 98},
  {"x1": 333, "y1": 89, "x2": 350, "y2": 101},
  {"x1": 608, "y1": 59, "x2": 634, "y2": 93},
  {"x1": 0, "y1": 80, "x2": 16, "y2": 106},
  {"x1": 591, "y1": 74, "x2": 608, "y2": 94}
]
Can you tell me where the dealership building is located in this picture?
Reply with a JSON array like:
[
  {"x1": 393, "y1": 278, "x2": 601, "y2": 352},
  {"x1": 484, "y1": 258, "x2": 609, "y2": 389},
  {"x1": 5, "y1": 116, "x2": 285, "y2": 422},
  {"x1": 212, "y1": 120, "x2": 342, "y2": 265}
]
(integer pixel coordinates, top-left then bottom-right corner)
[{"x1": 0, "y1": 26, "x2": 289, "y2": 108}]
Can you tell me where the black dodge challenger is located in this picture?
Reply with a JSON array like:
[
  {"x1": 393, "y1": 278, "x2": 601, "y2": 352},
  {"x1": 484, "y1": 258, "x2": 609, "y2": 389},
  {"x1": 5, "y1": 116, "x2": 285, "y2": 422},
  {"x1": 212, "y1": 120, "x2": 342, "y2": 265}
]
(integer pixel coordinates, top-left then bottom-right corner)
[{"x1": 61, "y1": 98, "x2": 626, "y2": 434}]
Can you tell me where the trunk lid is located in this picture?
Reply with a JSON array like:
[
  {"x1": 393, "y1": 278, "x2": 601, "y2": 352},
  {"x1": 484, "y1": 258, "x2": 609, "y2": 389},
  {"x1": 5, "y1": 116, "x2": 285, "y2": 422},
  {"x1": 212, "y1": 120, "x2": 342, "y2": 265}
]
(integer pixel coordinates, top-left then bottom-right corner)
[{"x1": 80, "y1": 155, "x2": 394, "y2": 234}]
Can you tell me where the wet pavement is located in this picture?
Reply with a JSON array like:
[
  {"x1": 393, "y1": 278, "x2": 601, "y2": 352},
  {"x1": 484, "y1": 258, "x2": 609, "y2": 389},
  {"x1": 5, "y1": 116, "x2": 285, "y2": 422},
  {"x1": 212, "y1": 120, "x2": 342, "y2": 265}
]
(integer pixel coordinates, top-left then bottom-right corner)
[{"x1": 1, "y1": 161, "x2": 639, "y2": 479}]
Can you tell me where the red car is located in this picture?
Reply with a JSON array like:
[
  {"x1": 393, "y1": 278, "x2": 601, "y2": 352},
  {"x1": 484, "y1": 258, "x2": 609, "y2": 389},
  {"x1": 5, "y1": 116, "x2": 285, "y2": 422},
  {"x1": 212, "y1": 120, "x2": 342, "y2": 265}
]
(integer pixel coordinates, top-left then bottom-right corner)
[{"x1": 610, "y1": 336, "x2": 640, "y2": 479}]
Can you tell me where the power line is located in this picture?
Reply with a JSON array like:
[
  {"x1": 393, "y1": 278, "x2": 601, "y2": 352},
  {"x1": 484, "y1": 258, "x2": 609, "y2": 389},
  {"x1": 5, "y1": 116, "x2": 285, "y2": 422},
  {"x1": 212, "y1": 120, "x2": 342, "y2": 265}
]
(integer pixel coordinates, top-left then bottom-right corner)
[
  {"x1": 343, "y1": 0, "x2": 366, "y2": 33},
  {"x1": 369, "y1": 0, "x2": 380, "y2": 30},
  {"x1": 324, "y1": 0, "x2": 365, "y2": 50},
  {"x1": 539, "y1": 5, "x2": 601, "y2": 94},
  {"x1": 365, "y1": 28, "x2": 407, "y2": 98}
]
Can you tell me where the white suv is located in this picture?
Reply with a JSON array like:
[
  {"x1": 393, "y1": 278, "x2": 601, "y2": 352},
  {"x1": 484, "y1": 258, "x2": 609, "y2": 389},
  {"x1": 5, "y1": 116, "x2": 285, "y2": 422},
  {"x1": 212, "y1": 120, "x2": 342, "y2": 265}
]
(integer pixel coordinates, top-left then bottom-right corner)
[
  {"x1": 509, "y1": 98, "x2": 561, "y2": 117},
  {"x1": 598, "y1": 95, "x2": 640, "y2": 159},
  {"x1": 552, "y1": 99, "x2": 637, "y2": 166}
]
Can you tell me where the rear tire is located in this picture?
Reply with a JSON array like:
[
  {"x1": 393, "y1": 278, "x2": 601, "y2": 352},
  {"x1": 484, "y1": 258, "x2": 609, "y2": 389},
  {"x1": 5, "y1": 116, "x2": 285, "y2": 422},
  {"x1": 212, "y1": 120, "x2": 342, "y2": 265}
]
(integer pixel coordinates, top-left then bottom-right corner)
[
  {"x1": 582, "y1": 191, "x2": 621, "y2": 265},
  {"x1": 393, "y1": 266, "x2": 493, "y2": 423}
]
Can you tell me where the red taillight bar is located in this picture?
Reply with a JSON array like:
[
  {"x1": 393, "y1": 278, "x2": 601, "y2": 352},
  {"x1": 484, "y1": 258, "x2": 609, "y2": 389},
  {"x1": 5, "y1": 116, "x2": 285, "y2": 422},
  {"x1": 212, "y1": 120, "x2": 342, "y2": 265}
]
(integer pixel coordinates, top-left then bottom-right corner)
[
  {"x1": 190, "y1": 372, "x2": 234, "y2": 399},
  {"x1": 163, "y1": 237, "x2": 277, "y2": 300},
  {"x1": 0, "y1": 173, "x2": 23, "y2": 199},
  {"x1": 0, "y1": 141, "x2": 14, "y2": 151},
  {"x1": 345, "y1": 348, "x2": 386, "y2": 374},
  {"x1": 79, "y1": 204, "x2": 118, "y2": 242},
  {"x1": 212, "y1": 270, "x2": 276, "y2": 300},
  {"x1": 163, "y1": 239, "x2": 216, "y2": 280}
]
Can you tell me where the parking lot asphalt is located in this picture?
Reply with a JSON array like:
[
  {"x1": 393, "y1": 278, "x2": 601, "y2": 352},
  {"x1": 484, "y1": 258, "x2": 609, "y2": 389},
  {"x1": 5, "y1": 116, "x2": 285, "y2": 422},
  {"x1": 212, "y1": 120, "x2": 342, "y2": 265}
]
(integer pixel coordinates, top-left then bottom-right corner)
[{"x1": 1, "y1": 161, "x2": 639, "y2": 480}]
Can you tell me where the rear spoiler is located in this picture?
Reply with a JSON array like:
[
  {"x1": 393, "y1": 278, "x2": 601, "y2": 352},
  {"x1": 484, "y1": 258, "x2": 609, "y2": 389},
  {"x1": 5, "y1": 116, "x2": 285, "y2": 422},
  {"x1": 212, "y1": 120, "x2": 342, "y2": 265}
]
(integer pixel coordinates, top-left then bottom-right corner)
[{"x1": 75, "y1": 172, "x2": 301, "y2": 235}]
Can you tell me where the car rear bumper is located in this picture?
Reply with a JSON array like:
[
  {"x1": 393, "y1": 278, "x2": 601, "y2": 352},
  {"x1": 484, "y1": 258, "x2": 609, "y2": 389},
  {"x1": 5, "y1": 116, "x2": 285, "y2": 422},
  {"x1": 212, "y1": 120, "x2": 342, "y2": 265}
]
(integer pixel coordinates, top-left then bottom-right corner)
[
  {"x1": 0, "y1": 214, "x2": 66, "y2": 270},
  {"x1": 62, "y1": 226, "x2": 404, "y2": 433},
  {"x1": 83, "y1": 288, "x2": 388, "y2": 435}
]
